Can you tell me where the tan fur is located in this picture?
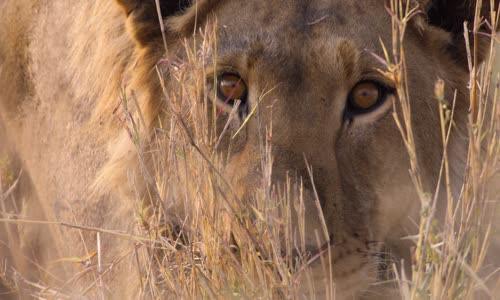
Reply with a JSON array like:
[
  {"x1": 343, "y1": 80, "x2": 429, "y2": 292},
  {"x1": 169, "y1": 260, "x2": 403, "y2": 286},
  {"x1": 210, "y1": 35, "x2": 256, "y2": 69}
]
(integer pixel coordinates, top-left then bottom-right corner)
[{"x1": 0, "y1": 0, "x2": 497, "y2": 299}]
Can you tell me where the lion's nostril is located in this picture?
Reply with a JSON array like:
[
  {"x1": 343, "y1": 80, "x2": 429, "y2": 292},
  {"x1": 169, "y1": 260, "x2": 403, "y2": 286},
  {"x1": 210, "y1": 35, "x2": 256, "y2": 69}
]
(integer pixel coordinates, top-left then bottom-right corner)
[{"x1": 329, "y1": 234, "x2": 335, "y2": 246}]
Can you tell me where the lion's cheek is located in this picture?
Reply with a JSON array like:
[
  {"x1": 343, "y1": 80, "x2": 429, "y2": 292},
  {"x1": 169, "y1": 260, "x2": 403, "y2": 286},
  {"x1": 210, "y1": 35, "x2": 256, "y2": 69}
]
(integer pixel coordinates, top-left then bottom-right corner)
[
  {"x1": 224, "y1": 146, "x2": 261, "y2": 198},
  {"x1": 374, "y1": 185, "x2": 422, "y2": 243}
]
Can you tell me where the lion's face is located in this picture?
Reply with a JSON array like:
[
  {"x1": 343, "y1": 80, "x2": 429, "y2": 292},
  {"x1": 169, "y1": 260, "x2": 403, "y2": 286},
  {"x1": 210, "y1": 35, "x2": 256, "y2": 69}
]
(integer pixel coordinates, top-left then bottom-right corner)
[{"x1": 173, "y1": 0, "x2": 468, "y2": 295}]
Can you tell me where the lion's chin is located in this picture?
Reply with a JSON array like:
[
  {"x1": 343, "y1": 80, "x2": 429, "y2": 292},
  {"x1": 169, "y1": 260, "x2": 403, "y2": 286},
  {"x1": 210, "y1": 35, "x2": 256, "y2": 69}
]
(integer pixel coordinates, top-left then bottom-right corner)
[{"x1": 295, "y1": 246, "x2": 389, "y2": 300}]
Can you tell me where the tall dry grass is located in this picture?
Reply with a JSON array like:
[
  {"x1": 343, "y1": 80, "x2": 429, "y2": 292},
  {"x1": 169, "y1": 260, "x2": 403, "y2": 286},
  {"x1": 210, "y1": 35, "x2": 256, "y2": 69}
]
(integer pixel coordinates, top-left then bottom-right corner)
[
  {"x1": 383, "y1": 1, "x2": 499, "y2": 299},
  {"x1": 0, "y1": 0, "x2": 499, "y2": 299}
]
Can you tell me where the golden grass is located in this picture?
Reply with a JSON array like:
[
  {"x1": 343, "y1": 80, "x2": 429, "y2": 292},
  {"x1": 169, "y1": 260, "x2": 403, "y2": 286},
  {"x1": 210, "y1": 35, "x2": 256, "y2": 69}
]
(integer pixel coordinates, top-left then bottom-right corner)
[{"x1": 385, "y1": 1, "x2": 499, "y2": 299}]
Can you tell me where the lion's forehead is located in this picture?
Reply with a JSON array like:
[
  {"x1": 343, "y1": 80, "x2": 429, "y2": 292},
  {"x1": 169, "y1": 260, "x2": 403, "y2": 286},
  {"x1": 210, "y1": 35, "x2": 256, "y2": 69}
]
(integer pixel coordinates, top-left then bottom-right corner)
[
  {"x1": 211, "y1": 0, "x2": 367, "y2": 23},
  {"x1": 209, "y1": 0, "x2": 387, "y2": 42},
  {"x1": 203, "y1": 0, "x2": 391, "y2": 84}
]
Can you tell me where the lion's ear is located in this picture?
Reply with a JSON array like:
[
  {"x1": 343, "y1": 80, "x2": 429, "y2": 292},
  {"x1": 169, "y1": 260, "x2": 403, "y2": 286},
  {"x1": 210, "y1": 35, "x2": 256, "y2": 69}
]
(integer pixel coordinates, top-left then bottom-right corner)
[
  {"x1": 115, "y1": 0, "x2": 193, "y2": 47},
  {"x1": 421, "y1": 0, "x2": 499, "y2": 64},
  {"x1": 115, "y1": 0, "x2": 191, "y2": 17}
]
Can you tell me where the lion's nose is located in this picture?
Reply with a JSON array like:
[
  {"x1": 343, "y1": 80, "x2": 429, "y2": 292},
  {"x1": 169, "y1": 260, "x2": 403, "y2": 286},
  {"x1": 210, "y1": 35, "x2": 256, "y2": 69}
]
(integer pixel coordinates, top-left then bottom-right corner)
[{"x1": 294, "y1": 188, "x2": 331, "y2": 249}]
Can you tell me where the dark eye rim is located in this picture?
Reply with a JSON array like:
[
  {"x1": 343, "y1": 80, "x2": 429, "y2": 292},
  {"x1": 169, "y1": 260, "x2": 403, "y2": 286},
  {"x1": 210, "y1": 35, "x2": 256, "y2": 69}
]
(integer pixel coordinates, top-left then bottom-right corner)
[
  {"x1": 344, "y1": 80, "x2": 394, "y2": 118},
  {"x1": 216, "y1": 72, "x2": 248, "y2": 109}
]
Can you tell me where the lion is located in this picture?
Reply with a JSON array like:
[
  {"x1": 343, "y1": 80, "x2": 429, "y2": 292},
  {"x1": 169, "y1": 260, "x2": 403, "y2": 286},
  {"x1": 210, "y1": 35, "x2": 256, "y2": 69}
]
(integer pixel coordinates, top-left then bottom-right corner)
[{"x1": 0, "y1": 0, "x2": 498, "y2": 299}]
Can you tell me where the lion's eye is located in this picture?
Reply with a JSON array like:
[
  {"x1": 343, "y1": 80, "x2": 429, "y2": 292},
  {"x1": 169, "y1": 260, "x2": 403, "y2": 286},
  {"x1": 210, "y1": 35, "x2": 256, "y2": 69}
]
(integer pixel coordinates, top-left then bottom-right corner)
[
  {"x1": 217, "y1": 73, "x2": 248, "y2": 108},
  {"x1": 346, "y1": 81, "x2": 388, "y2": 116}
]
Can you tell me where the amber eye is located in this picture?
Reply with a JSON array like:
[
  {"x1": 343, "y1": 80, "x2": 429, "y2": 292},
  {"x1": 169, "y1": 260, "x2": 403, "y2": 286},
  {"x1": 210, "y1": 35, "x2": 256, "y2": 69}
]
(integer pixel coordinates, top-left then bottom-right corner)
[
  {"x1": 350, "y1": 81, "x2": 380, "y2": 108},
  {"x1": 346, "y1": 81, "x2": 388, "y2": 116},
  {"x1": 217, "y1": 73, "x2": 248, "y2": 106}
]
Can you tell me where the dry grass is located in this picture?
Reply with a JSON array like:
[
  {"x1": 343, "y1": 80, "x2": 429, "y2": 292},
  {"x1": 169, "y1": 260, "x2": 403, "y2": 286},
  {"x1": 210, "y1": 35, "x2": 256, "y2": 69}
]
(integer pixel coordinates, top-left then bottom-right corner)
[
  {"x1": 384, "y1": 1, "x2": 499, "y2": 299},
  {"x1": 0, "y1": 0, "x2": 499, "y2": 299}
]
